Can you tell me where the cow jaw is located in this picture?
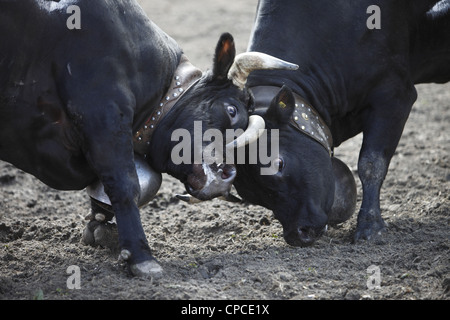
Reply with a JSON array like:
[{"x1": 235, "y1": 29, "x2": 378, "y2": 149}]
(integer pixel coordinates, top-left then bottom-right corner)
[{"x1": 185, "y1": 162, "x2": 236, "y2": 201}]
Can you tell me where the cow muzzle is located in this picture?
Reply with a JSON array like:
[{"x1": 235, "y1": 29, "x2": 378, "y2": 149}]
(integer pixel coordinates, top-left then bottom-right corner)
[
  {"x1": 283, "y1": 225, "x2": 327, "y2": 247},
  {"x1": 177, "y1": 114, "x2": 265, "y2": 203},
  {"x1": 184, "y1": 162, "x2": 237, "y2": 201}
]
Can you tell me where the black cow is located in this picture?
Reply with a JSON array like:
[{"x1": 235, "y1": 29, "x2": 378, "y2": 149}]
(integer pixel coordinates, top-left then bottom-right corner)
[
  {"x1": 0, "y1": 0, "x2": 295, "y2": 276},
  {"x1": 410, "y1": 0, "x2": 450, "y2": 84},
  {"x1": 230, "y1": 0, "x2": 449, "y2": 247}
]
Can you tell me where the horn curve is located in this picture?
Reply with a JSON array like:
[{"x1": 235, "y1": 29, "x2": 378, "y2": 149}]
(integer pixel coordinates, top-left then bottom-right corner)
[
  {"x1": 176, "y1": 193, "x2": 242, "y2": 204},
  {"x1": 226, "y1": 115, "x2": 265, "y2": 150},
  {"x1": 176, "y1": 194, "x2": 203, "y2": 204},
  {"x1": 227, "y1": 52, "x2": 299, "y2": 89}
]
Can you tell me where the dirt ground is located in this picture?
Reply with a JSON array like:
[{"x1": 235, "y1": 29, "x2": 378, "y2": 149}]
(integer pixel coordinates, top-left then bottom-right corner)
[{"x1": 0, "y1": 0, "x2": 448, "y2": 301}]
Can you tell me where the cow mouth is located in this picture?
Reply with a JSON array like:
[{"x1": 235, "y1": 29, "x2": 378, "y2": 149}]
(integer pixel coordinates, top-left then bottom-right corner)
[
  {"x1": 283, "y1": 225, "x2": 327, "y2": 247},
  {"x1": 176, "y1": 114, "x2": 265, "y2": 203},
  {"x1": 185, "y1": 163, "x2": 236, "y2": 201}
]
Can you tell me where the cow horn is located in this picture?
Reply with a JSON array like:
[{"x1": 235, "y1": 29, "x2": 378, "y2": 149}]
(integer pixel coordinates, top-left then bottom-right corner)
[
  {"x1": 226, "y1": 115, "x2": 265, "y2": 149},
  {"x1": 176, "y1": 193, "x2": 242, "y2": 204},
  {"x1": 176, "y1": 194, "x2": 202, "y2": 204},
  {"x1": 227, "y1": 52, "x2": 299, "y2": 89}
]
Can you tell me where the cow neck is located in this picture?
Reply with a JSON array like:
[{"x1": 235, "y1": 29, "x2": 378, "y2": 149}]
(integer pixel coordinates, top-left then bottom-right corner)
[
  {"x1": 250, "y1": 86, "x2": 334, "y2": 156},
  {"x1": 133, "y1": 54, "x2": 202, "y2": 158}
]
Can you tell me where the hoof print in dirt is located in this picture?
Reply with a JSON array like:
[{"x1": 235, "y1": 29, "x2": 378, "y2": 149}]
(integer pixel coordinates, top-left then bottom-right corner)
[{"x1": 82, "y1": 220, "x2": 119, "y2": 251}]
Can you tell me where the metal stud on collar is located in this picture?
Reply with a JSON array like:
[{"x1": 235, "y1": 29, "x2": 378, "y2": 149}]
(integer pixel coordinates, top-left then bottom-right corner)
[
  {"x1": 249, "y1": 85, "x2": 334, "y2": 156},
  {"x1": 133, "y1": 55, "x2": 202, "y2": 157},
  {"x1": 133, "y1": 75, "x2": 186, "y2": 157},
  {"x1": 290, "y1": 95, "x2": 333, "y2": 156}
]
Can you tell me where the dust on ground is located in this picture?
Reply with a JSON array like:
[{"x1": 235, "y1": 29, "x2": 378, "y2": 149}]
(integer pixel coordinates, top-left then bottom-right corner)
[{"x1": 0, "y1": 0, "x2": 448, "y2": 300}]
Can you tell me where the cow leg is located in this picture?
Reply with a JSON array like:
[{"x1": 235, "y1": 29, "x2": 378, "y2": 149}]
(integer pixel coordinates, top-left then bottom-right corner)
[
  {"x1": 355, "y1": 83, "x2": 417, "y2": 241},
  {"x1": 86, "y1": 139, "x2": 162, "y2": 277},
  {"x1": 82, "y1": 199, "x2": 118, "y2": 250},
  {"x1": 75, "y1": 100, "x2": 162, "y2": 278}
]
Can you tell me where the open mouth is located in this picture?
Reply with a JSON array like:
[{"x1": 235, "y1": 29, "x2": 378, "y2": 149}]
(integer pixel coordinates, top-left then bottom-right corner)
[
  {"x1": 215, "y1": 162, "x2": 236, "y2": 181},
  {"x1": 185, "y1": 163, "x2": 236, "y2": 200}
]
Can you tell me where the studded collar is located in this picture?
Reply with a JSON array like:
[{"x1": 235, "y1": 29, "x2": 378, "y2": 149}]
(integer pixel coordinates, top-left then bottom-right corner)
[
  {"x1": 133, "y1": 55, "x2": 202, "y2": 157},
  {"x1": 250, "y1": 86, "x2": 333, "y2": 156}
]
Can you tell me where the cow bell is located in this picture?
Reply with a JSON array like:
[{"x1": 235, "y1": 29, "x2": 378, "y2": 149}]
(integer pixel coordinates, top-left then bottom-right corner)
[
  {"x1": 86, "y1": 154, "x2": 162, "y2": 208},
  {"x1": 328, "y1": 157, "x2": 357, "y2": 226}
]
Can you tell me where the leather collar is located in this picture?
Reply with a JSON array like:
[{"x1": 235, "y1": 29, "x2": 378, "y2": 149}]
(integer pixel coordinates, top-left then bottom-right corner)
[
  {"x1": 250, "y1": 86, "x2": 333, "y2": 156},
  {"x1": 133, "y1": 55, "x2": 202, "y2": 157}
]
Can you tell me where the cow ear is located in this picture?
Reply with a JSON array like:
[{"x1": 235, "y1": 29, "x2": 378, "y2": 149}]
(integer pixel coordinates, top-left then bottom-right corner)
[
  {"x1": 213, "y1": 33, "x2": 236, "y2": 80},
  {"x1": 265, "y1": 85, "x2": 295, "y2": 125}
]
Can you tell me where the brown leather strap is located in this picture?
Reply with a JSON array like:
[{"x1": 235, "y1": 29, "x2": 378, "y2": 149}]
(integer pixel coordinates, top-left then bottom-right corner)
[
  {"x1": 133, "y1": 55, "x2": 202, "y2": 157},
  {"x1": 250, "y1": 86, "x2": 333, "y2": 156}
]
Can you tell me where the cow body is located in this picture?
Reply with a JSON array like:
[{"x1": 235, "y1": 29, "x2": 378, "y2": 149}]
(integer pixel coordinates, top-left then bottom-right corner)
[
  {"x1": 410, "y1": 1, "x2": 450, "y2": 84},
  {"x1": 0, "y1": 0, "x2": 258, "y2": 276},
  {"x1": 233, "y1": 0, "x2": 449, "y2": 245},
  {"x1": 0, "y1": 0, "x2": 180, "y2": 190}
]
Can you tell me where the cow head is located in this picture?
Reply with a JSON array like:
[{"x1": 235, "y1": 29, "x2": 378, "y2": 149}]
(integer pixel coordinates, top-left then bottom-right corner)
[
  {"x1": 148, "y1": 33, "x2": 298, "y2": 201},
  {"x1": 233, "y1": 86, "x2": 356, "y2": 247}
]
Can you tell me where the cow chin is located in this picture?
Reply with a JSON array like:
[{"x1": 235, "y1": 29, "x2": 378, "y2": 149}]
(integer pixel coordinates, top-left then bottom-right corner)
[
  {"x1": 283, "y1": 225, "x2": 327, "y2": 247},
  {"x1": 185, "y1": 162, "x2": 236, "y2": 200}
]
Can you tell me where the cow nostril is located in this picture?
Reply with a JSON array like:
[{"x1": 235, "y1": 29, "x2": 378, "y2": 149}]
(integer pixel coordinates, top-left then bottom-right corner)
[
  {"x1": 297, "y1": 227, "x2": 315, "y2": 246},
  {"x1": 298, "y1": 227, "x2": 310, "y2": 237},
  {"x1": 284, "y1": 227, "x2": 316, "y2": 247}
]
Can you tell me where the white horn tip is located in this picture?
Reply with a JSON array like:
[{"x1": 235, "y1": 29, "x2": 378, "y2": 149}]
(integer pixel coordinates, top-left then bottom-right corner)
[
  {"x1": 226, "y1": 115, "x2": 266, "y2": 149},
  {"x1": 176, "y1": 194, "x2": 203, "y2": 204}
]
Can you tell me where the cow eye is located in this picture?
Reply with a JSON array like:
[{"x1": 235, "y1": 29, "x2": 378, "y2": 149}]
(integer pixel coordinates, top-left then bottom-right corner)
[
  {"x1": 227, "y1": 105, "x2": 237, "y2": 117},
  {"x1": 274, "y1": 158, "x2": 285, "y2": 172}
]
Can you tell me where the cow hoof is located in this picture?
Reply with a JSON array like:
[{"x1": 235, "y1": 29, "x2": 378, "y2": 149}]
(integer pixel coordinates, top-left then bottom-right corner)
[
  {"x1": 129, "y1": 259, "x2": 163, "y2": 279},
  {"x1": 82, "y1": 220, "x2": 119, "y2": 250},
  {"x1": 353, "y1": 221, "x2": 387, "y2": 243}
]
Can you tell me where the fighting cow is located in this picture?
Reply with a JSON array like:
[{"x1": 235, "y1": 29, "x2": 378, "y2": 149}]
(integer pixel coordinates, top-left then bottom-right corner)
[
  {"x1": 410, "y1": 0, "x2": 450, "y2": 84},
  {"x1": 0, "y1": 0, "x2": 297, "y2": 276},
  {"x1": 227, "y1": 0, "x2": 449, "y2": 246}
]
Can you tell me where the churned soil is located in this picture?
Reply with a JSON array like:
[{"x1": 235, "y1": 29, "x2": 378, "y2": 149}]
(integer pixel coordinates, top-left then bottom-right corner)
[{"x1": 0, "y1": 0, "x2": 448, "y2": 300}]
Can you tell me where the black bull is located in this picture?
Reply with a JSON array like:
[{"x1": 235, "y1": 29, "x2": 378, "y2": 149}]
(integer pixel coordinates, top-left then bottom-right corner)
[
  {"x1": 0, "y1": 0, "x2": 299, "y2": 276},
  {"x1": 232, "y1": 0, "x2": 450, "y2": 246}
]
